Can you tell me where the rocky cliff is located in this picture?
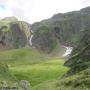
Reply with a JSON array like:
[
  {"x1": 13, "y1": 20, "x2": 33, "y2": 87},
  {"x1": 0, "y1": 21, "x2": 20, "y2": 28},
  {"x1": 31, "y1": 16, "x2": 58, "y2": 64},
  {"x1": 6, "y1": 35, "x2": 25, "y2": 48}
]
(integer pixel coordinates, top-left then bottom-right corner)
[
  {"x1": 0, "y1": 17, "x2": 31, "y2": 50},
  {"x1": 32, "y1": 26, "x2": 57, "y2": 53}
]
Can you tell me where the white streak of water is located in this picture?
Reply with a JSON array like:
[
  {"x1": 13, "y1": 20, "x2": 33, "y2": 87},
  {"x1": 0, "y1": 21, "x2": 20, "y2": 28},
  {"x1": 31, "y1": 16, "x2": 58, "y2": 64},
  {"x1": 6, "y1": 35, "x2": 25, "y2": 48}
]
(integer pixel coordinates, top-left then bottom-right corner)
[{"x1": 63, "y1": 46, "x2": 73, "y2": 57}]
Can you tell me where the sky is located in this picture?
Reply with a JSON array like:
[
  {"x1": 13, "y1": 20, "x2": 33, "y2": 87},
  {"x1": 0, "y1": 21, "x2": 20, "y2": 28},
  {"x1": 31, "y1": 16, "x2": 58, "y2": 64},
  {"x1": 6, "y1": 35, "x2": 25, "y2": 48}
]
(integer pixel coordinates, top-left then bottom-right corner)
[{"x1": 0, "y1": 0, "x2": 90, "y2": 24}]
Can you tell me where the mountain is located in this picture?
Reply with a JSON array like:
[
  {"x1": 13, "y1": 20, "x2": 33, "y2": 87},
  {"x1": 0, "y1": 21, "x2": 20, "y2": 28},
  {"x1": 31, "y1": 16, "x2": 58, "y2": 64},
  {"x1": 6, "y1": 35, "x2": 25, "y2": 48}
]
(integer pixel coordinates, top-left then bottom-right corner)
[
  {"x1": 32, "y1": 14, "x2": 90, "y2": 90},
  {"x1": 32, "y1": 26, "x2": 58, "y2": 53},
  {"x1": 0, "y1": 6, "x2": 90, "y2": 90},
  {"x1": 0, "y1": 17, "x2": 31, "y2": 50},
  {"x1": 31, "y1": 6, "x2": 90, "y2": 52},
  {"x1": 31, "y1": 6, "x2": 90, "y2": 90}
]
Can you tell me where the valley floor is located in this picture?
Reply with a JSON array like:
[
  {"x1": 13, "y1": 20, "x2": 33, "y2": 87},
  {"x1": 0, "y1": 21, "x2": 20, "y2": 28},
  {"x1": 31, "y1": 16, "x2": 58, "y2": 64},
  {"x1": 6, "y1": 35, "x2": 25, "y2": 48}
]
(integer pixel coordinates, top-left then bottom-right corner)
[
  {"x1": 0, "y1": 48, "x2": 68, "y2": 89},
  {"x1": 0, "y1": 48, "x2": 89, "y2": 90}
]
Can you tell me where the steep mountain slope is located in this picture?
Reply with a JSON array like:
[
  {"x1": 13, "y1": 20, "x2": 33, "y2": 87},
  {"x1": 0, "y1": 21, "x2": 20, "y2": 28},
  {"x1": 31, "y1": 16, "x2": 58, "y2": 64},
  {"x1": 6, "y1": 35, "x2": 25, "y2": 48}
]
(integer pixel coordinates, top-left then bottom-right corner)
[
  {"x1": 31, "y1": 6, "x2": 90, "y2": 50},
  {"x1": 0, "y1": 17, "x2": 31, "y2": 50},
  {"x1": 65, "y1": 29, "x2": 90, "y2": 75},
  {"x1": 32, "y1": 26, "x2": 57, "y2": 53}
]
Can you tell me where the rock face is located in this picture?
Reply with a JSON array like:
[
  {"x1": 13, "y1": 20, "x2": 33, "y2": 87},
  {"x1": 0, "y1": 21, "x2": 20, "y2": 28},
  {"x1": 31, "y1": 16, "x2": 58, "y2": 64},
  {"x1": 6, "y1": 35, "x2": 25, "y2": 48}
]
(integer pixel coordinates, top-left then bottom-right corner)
[
  {"x1": 31, "y1": 6, "x2": 90, "y2": 50},
  {"x1": 32, "y1": 26, "x2": 57, "y2": 53},
  {"x1": 65, "y1": 29, "x2": 90, "y2": 75},
  {"x1": 0, "y1": 17, "x2": 31, "y2": 50}
]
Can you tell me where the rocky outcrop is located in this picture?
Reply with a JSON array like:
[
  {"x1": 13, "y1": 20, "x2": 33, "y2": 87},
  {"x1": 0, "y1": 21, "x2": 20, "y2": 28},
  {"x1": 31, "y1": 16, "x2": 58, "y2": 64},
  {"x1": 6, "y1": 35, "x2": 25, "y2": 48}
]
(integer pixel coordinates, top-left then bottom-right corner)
[{"x1": 0, "y1": 17, "x2": 31, "y2": 50}]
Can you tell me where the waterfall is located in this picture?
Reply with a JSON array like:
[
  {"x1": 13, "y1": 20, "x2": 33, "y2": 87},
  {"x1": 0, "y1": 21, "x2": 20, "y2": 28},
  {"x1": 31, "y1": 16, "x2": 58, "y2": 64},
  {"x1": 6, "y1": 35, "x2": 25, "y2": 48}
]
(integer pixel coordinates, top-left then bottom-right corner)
[
  {"x1": 29, "y1": 35, "x2": 33, "y2": 46},
  {"x1": 63, "y1": 46, "x2": 73, "y2": 57},
  {"x1": 29, "y1": 30, "x2": 34, "y2": 46}
]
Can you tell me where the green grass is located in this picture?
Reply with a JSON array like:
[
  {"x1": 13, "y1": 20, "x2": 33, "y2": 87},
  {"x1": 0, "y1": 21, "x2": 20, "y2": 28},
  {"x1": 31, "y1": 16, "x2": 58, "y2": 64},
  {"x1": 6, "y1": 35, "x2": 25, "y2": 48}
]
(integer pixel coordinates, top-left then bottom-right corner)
[
  {"x1": 32, "y1": 80, "x2": 59, "y2": 90},
  {"x1": 32, "y1": 69, "x2": 90, "y2": 90},
  {"x1": 0, "y1": 48, "x2": 46, "y2": 65},
  {"x1": 0, "y1": 48, "x2": 68, "y2": 88},
  {"x1": 10, "y1": 59, "x2": 68, "y2": 86},
  {"x1": 0, "y1": 48, "x2": 89, "y2": 90}
]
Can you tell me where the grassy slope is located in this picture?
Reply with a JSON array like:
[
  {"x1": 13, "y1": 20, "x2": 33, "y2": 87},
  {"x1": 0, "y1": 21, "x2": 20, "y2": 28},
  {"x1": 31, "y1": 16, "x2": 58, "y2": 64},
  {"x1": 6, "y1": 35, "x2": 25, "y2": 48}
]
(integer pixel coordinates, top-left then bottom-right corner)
[
  {"x1": 10, "y1": 59, "x2": 68, "y2": 86},
  {"x1": 33, "y1": 71, "x2": 90, "y2": 90},
  {"x1": 32, "y1": 45, "x2": 90, "y2": 90},
  {"x1": 0, "y1": 62, "x2": 17, "y2": 86},
  {"x1": 0, "y1": 48, "x2": 68, "y2": 88},
  {"x1": 48, "y1": 42, "x2": 66, "y2": 58},
  {"x1": 1, "y1": 47, "x2": 89, "y2": 90}
]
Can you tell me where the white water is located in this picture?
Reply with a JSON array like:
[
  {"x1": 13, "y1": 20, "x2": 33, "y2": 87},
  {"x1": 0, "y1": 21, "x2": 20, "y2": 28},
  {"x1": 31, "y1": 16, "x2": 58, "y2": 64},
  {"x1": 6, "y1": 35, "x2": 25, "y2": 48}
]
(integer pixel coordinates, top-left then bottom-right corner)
[
  {"x1": 29, "y1": 30, "x2": 34, "y2": 46},
  {"x1": 29, "y1": 35, "x2": 33, "y2": 46},
  {"x1": 63, "y1": 46, "x2": 73, "y2": 57}
]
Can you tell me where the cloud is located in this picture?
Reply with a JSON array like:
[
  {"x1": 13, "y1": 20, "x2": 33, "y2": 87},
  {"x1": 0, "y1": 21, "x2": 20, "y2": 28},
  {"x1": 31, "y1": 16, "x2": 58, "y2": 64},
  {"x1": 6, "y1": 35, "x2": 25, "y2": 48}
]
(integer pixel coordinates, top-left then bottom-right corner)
[
  {"x1": 0, "y1": 0, "x2": 90, "y2": 23},
  {"x1": 0, "y1": 4, "x2": 6, "y2": 10},
  {"x1": 81, "y1": 0, "x2": 90, "y2": 6}
]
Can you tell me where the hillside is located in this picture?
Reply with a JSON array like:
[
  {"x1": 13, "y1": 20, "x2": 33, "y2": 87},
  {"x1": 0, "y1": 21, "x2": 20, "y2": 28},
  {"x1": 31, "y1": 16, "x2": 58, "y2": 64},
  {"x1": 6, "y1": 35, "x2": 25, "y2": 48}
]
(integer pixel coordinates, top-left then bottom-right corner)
[
  {"x1": 0, "y1": 61, "x2": 24, "y2": 89},
  {"x1": 31, "y1": 6, "x2": 90, "y2": 51},
  {"x1": 0, "y1": 17, "x2": 31, "y2": 50},
  {"x1": 32, "y1": 21, "x2": 90, "y2": 90},
  {"x1": 65, "y1": 29, "x2": 90, "y2": 75},
  {"x1": 0, "y1": 48, "x2": 68, "y2": 89}
]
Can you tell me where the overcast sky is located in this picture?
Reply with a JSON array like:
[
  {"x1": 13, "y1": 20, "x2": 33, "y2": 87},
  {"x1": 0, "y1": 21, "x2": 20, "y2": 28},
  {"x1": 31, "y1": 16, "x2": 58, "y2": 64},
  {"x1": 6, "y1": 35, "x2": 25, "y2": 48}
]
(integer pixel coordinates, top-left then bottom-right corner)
[{"x1": 0, "y1": 0, "x2": 90, "y2": 24}]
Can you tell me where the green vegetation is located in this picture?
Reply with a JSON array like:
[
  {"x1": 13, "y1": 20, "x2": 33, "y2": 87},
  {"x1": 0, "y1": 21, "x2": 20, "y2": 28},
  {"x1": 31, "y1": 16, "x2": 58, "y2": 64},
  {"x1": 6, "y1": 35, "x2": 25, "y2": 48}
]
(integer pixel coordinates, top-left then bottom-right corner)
[
  {"x1": 0, "y1": 62, "x2": 22, "y2": 89},
  {"x1": 10, "y1": 59, "x2": 68, "y2": 86},
  {"x1": 0, "y1": 62, "x2": 16, "y2": 83},
  {"x1": 0, "y1": 48, "x2": 68, "y2": 88},
  {"x1": 32, "y1": 18, "x2": 90, "y2": 90},
  {"x1": 33, "y1": 71, "x2": 90, "y2": 90},
  {"x1": 0, "y1": 48, "x2": 45, "y2": 65},
  {"x1": 32, "y1": 80, "x2": 59, "y2": 90},
  {"x1": 0, "y1": 6, "x2": 90, "y2": 90}
]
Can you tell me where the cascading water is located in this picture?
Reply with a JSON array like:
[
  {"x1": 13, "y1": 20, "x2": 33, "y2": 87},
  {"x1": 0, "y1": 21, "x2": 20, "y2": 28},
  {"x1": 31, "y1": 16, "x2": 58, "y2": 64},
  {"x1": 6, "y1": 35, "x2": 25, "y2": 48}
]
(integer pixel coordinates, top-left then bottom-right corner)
[
  {"x1": 29, "y1": 30, "x2": 34, "y2": 46},
  {"x1": 63, "y1": 46, "x2": 73, "y2": 57}
]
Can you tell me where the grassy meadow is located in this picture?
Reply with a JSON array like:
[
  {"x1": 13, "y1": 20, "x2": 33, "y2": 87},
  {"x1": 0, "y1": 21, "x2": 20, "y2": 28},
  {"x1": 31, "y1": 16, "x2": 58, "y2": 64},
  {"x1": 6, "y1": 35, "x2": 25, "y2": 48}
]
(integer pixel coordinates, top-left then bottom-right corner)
[
  {"x1": 0, "y1": 48, "x2": 68, "y2": 89},
  {"x1": 10, "y1": 59, "x2": 68, "y2": 86},
  {"x1": 0, "y1": 48, "x2": 89, "y2": 90}
]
